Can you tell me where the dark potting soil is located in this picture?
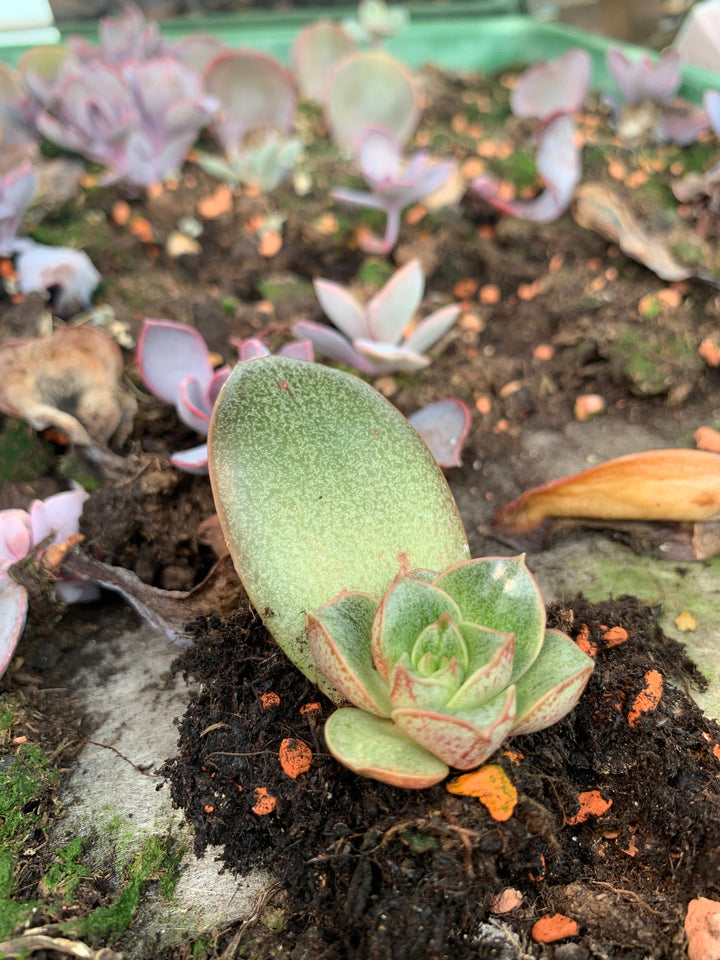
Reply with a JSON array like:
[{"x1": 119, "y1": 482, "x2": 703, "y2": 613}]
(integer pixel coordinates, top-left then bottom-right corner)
[{"x1": 162, "y1": 594, "x2": 720, "y2": 960}]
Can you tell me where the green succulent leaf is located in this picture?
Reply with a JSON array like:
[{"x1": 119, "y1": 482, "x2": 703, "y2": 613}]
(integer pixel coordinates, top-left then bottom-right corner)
[
  {"x1": 392, "y1": 685, "x2": 517, "y2": 769},
  {"x1": 511, "y1": 628, "x2": 595, "y2": 735},
  {"x1": 434, "y1": 556, "x2": 545, "y2": 682},
  {"x1": 324, "y1": 707, "x2": 449, "y2": 789},
  {"x1": 306, "y1": 591, "x2": 392, "y2": 717},
  {"x1": 371, "y1": 576, "x2": 463, "y2": 683},
  {"x1": 447, "y1": 623, "x2": 515, "y2": 709},
  {"x1": 208, "y1": 356, "x2": 469, "y2": 696},
  {"x1": 389, "y1": 652, "x2": 464, "y2": 710}
]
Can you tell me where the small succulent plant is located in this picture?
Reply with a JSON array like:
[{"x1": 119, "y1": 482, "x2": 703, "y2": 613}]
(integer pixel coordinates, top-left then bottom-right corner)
[
  {"x1": 342, "y1": 0, "x2": 410, "y2": 46},
  {"x1": 332, "y1": 127, "x2": 457, "y2": 254},
  {"x1": 292, "y1": 258, "x2": 460, "y2": 374},
  {"x1": 307, "y1": 556, "x2": 594, "y2": 787},
  {"x1": 209, "y1": 356, "x2": 593, "y2": 787},
  {"x1": 471, "y1": 50, "x2": 588, "y2": 224},
  {"x1": 605, "y1": 46, "x2": 708, "y2": 145},
  {"x1": 0, "y1": 490, "x2": 98, "y2": 680},
  {"x1": 197, "y1": 133, "x2": 303, "y2": 193}
]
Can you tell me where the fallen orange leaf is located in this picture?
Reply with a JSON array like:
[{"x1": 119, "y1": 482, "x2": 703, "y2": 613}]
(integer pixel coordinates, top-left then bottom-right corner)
[
  {"x1": 446, "y1": 763, "x2": 517, "y2": 821},
  {"x1": 493, "y1": 449, "x2": 720, "y2": 534},
  {"x1": 628, "y1": 669, "x2": 663, "y2": 727},
  {"x1": 279, "y1": 738, "x2": 313, "y2": 779}
]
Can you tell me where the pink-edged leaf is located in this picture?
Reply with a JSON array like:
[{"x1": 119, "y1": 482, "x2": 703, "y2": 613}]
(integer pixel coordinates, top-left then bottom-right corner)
[
  {"x1": 137, "y1": 319, "x2": 214, "y2": 405},
  {"x1": 353, "y1": 338, "x2": 430, "y2": 372},
  {"x1": 408, "y1": 398, "x2": 471, "y2": 468},
  {"x1": 447, "y1": 623, "x2": 515, "y2": 709},
  {"x1": 278, "y1": 339, "x2": 314, "y2": 362},
  {"x1": 402, "y1": 303, "x2": 460, "y2": 355},
  {"x1": 392, "y1": 685, "x2": 516, "y2": 769},
  {"x1": 306, "y1": 591, "x2": 392, "y2": 717},
  {"x1": 171, "y1": 34, "x2": 228, "y2": 74},
  {"x1": 371, "y1": 575, "x2": 462, "y2": 685},
  {"x1": 208, "y1": 367, "x2": 231, "y2": 407},
  {"x1": 325, "y1": 50, "x2": 421, "y2": 153},
  {"x1": 238, "y1": 338, "x2": 271, "y2": 361},
  {"x1": 0, "y1": 510, "x2": 32, "y2": 573},
  {"x1": 358, "y1": 127, "x2": 402, "y2": 184},
  {"x1": 607, "y1": 46, "x2": 682, "y2": 105},
  {"x1": 204, "y1": 49, "x2": 296, "y2": 155},
  {"x1": 30, "y1": 489, "x2": 88, "y2": 546},
  {"x1": 170, "y1": 443, "x2": 210, "y2": 474},
  {"x1": 511, "y1": 629, "x2": 594, "y2": 735},
  {"x1": 177, "y1": 375, "x2": 213, "y2": 433},
  {"x1": 511, "y1": 48, "x2": 591, "y2": 120},
  {"x1": 471, "y1": 114, "x2": 581, "y2": 224},
  {"x1": 313, "y1": 277, "x2": 368, "y2": 340},
  {"x1": 324, "y1": 708, "x2": 449, "y2": 788},
  {"x1": 291, "y1": 320, "x2": 379, "y2": 374},
  {"x1": 291, "y1": 20, "x2": 356, "y2": 102},
  {"x1": 366, "y1": 257, "x2": 424, "y2": 345},
  {"x1": 434, "y1": 556, "x2": 546, "y2": 684},
  {"x1": 0, "y1": 581, "x2": 28, "y2": 679},
  {"x1": 389, "y1": 652, "x2": 464, "y2": 710}
]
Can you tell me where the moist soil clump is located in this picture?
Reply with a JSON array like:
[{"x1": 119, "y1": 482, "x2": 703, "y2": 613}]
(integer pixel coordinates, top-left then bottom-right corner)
[{"x1": 164, "y1": 595, "x2": 720, "y2": 959}]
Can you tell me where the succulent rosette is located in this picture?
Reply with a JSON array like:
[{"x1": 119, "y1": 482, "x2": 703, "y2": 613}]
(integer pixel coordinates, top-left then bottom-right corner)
[{"x1": 307, "y1": 555, "x2": 594, "y2": 788}]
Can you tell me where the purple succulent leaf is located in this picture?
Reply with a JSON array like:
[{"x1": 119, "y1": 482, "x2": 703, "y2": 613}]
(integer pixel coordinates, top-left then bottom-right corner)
[
  {"x1": 655, "y1": 100, "x2": 709, "y2": 145},
  {"x1": 0, "y1": 162, "x2": 36, "y2": 255},
  {"x1": 358, "y1": 127, "x2": 402, "y2": 183},
  {"x1": 511, "y1": 628, "x2": 594, "y2": 735},
  {"x1": 278, "y1": 339, "x2": 315, "y2": 362},
  {"x1": 177, "y1": 375, "x2": 213, "y2": 433},
  {"x1": 238, "y1": 338, "x2": 271, "y2": 361},
  {"x1": 434, "y1": 556, "x2": 546, "y2": 683},
  {"x1": 705, "y1": 89, "x2": 720, "y2": 137},
  {"x1": 137, "y1": 319, "x2": 214, "y2": 407},
  {"x1": 606, "y1": 46, "x2": 682, "y2": 105},
  {"x1": 353, "y1": 339, "x2": 430, "y2": 372},
  {"x1": 0, "y1": 510, "x2": 33, "y2": 577},
  {"x1": 331, "y1": 186, "x2": 391, "y2": 211},
  {"x1": 13, "y1": 239, "x2": 100, "y2": 317},
  {"x1": 323, "y1": 708, "x2": 449, "y2": 789},
  {"x1": 313, "y1": 277, "x2": 369, "y2": 340},
  {"x1": 407, "y1": 398, "x2": 471, "y2": 468},
  {"x1": 96, "y1": 3, "x2": 167, "y2": 63},
  {"x1": 170, "y1": 443, "x2": 211, "y2": 474},
  {"x1": 371, "y1": 575, "x2": 463, "y2": 685},
  {"x1": 207, "y1": 367, "x2": 231, "y2": 407},
  {"x1": 291, "y1": 319, "x2": 380, "y2": 374},
  {"x1": 306, "y1": 590, "x2": 393, "y2": 716},
  {"x1": 171, "y1": 34, "x2": 229, "y2": 74},
  {"x1": 29, "y1": 489, "x2": 89, "y2": 547},
  {"x1": 402, "y1": 303, "x2": 460, "y2": 355},
  {"x1": 204, "y1": 50, "x2": 296, "y2": 156},
  {"x1": 391, "y1": 685, "x2": 517, "y2": 769},
  {"x1": 511, "y1": 48, "x2": 591, "y2": 120},
  {"x1": 472, "y1": 113, "x2": 581, "y2": 223},
  {"x1": 366, "y1": 257, "x2": 424, "y2": 344},
  {"x1": 0, "y1": 581, "x2": 29, "y2": 681}
]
